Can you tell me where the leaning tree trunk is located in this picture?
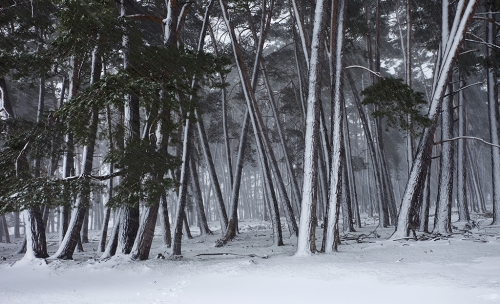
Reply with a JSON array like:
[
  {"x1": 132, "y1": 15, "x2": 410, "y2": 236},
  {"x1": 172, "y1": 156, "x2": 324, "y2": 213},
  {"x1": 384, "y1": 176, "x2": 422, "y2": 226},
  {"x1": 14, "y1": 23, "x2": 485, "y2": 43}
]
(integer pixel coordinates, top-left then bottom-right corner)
[
  {"x1": 216, "y1": 112, "x2": 250, "y2": 246},
  {"x1": 486, "y1": 8, "x2": 500, "y2": 225},
  {"x1": 54, "y1": 44, "x2": 101, "y2": 259},
  {"x1": 20, "y1": 63, "x2": 48, "y2": 260},
  {"x1": 418, "y1": 166, "x2": 432, "y2": 232},
  {"x1": 216, "y1": 3, "x2": 280, "y2": 245},
  {"x1": 325, "y1": 0, "x2": 348, "y2": 253},
  {"x1": 219, "y1": 0, "x2": 284, "y2": 246},
  {"x1": 101, "y1": 209, "x2": 121, "y2": 259},
  {"x1": 189, "y1": 155, "x2": 213, "y2": 236},
  {"x1": 172, "y1": 120, "x2": 192, "y2": 256},
  {"x1": 2, "y1": 215, "x2": 10, "y2": 243},
  {"x1": 391, "y1": 0, "x2": 478, "y2": 239},
  {"x1": 59, "y1": 57, "x2": 78, "y2": 245},
  {"x1": 433, "y1": 84, "x2": 454, "y2": 235},
  {"x1": 456, "y1": 76, "x2": 470, "y2": 221},
  {"x1": 241, "y1": 0, "x2": 298, "y2": 237},
  {"x1": 295, "y1": 0, "x2": 328, "y2": 256},
  {"x1": 116, "y1": 0, "x2": 141, "y2": 255},
  {"x1": 99, "y1": 105, "x2": 115, "y2": 252}
]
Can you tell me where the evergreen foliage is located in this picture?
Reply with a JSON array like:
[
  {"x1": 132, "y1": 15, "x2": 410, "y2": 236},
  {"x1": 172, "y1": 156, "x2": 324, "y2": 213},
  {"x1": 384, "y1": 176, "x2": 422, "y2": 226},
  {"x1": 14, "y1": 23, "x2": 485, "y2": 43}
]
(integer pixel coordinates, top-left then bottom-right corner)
[{"x1": 361, "y1": 77, "x2": 432, "y2": 134}]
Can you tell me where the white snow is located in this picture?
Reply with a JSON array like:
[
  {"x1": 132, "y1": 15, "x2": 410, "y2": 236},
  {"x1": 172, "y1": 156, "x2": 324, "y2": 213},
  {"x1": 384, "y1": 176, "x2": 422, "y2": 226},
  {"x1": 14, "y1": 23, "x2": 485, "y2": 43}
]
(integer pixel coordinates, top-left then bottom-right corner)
[{"x1": 1, "y1": 219, "x2": 499, "y2": 304}]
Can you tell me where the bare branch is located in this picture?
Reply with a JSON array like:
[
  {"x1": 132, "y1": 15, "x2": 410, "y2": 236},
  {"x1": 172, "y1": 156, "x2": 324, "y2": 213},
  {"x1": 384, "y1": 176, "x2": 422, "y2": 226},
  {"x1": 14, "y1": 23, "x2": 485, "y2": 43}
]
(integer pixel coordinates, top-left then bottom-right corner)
[
  {"x1": 434, "y1": 136, "x2": 500, "y2": 149},
  {"x1": 63, "y1": 170, "x2": 126, "y2": 181},
  {"x1": 344, "y1": 65, "x2": 383, "y2": 78},
  {"x1": 443, "y1": 81, "x2": 483, "y2": 97}
]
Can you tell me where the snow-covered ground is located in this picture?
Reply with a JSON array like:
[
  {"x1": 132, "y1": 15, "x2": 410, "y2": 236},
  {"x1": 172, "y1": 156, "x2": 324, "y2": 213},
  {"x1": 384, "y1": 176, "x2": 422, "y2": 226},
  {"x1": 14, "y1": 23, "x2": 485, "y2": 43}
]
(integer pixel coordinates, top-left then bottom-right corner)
[{"x1": 1, "y1": 218, "x2": 499, "y2": 304}]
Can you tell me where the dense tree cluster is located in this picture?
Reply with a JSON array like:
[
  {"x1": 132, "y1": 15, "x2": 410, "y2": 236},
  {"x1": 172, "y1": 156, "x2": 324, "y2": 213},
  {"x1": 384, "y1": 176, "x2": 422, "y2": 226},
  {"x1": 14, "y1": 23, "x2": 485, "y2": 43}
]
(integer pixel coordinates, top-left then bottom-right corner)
[{"x1": 0, "y1": 0, "x2": 498, "y2": 260}]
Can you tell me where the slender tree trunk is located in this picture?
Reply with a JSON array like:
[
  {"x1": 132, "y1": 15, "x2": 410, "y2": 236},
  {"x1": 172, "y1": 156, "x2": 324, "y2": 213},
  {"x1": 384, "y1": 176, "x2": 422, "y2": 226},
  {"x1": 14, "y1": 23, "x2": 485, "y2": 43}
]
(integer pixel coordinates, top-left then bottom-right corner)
[
  {"x1": 99, "y1": 105, "x2": 115, "y2": 252},
  {"x1": 217, "y1": 113, "x2": 249, "y2": 245},
  {"x1": 456, "y1": 76, "x2": 470, "y2": 221},
  {"x1": 190, "y1": 155, "x2": 213, "y2": 236},
  {"x1": 405, "y1": 0, "x2": 414, "y2": 174},
  {"x1": 60, "y1": 57, "x2": 78, "y2": 245},
  {"x1": 1, "y1": 215, "x2": 10, "y2": 243},
  {"x1": 160, "y1": 193, "x2": 172, "y2": 247},
  {"x1": 116, "y1": 0, "x2": 141, "y2": 254},
  {"x1": 101, "y1": 209, "x2": 121, "y2": 259},
  {"x1": 14, "y1": 212, "x2": 20, "y2": 238},
  {"x1": 419, "y1": 166, "x2": 432, "y2": 232},
  {"x1": 219, "y1": 0, "x2": 284, "y2": 246},
  {"x1": 54, "y1": 40, "x2": 101, "y2": 259},
  {"x1": 486, "y1": 8, "x2": 500, "y2": 225},
  {"x1": 295, "y1": 0, "x2": 328, "y2": 256},
  {"x1": 433, "y1": 85, "x2": 454, "y2": 235},
  {"x1": 172, "y1": 120, "x2": 192, "y2": 256}
]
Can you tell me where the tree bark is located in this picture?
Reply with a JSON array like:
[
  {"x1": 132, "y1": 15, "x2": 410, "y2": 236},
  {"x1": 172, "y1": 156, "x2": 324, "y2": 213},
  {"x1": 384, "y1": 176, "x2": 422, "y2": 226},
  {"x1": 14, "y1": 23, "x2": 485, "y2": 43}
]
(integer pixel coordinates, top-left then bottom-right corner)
[
  {"x1": 456, "y1": 76, "x2": 470, "y2": 221},
  {"x1": 486, "y1": 8, "x2": 500, "y2": 225},
  {"x1": 295, "y1": 0, "x2": 328, "y2": 256},
  {"x1": 433, "y1": 85, "x2": 454, "y2": 235},
  {"x1": 190, "y1": 155, "x2": 213, "y2": 236}
]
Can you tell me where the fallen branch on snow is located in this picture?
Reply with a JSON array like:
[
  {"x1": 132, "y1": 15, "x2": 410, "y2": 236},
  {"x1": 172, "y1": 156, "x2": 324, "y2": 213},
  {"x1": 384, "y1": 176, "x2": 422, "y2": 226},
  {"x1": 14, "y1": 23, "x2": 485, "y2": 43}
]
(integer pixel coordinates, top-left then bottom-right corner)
[{"x1": 195, "y1": 253, "x2": 268, "y2": 259}]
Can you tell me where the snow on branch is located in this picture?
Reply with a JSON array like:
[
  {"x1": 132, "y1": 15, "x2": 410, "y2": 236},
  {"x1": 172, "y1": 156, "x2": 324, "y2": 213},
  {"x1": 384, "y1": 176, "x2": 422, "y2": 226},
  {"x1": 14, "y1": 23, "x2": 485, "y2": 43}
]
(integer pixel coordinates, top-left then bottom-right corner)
[
  {"x1": 434, "y1": 136, "x2": 500, "y2": 149},
  {"x1": 63, "y1": 170, "x2": 126, "y2": 181},
  {"x1": 344, "y1": 65, "x2": 382, "y2": 78}
]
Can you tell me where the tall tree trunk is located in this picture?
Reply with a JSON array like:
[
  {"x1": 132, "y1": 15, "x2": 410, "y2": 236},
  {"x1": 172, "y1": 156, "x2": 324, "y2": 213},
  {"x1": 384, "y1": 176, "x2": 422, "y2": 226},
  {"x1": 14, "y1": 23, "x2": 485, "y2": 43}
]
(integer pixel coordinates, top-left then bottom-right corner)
[
  {"x1": 217, "y1": 112, "x2": 249, "y2": 245},
  {"x1": 433, "y1": 84, "x2": 454, "y2": 235},
  {"x1": 54, "y1": 38, "x2": 101, "y2": 259},
  {"x1": 160, "y1": 193, "x2": 172, "y2": 247},
  {"x1": 486, "y1": 8, "x2": 500, "y2": 225},
  {"x1": 21, "y1": 59, "x2": 48, "y2": 260},
  {"x1": 242, "y1": 0, "x2": 298, "y2": 237},
  {"x1": 219, "y1": 0, "x2": 284, "y2": 246},
  {"x1": 193, "y1": 1, "x2": 228, "y2": 234},
  {"x1": 172, "y1": 120, "x2": 192, "y2": 256},
  {"x1": 2, "y1": 215, "x2": 10, "y2": 243},
  {"x1": 405, "y1": 0, "x2": 414, "y2": 173},
  {"x1": 392, "y1": 0, "x2": 478, "y2": 239},
  {"x1": 60, "y1": 57, "x2": 78, "y2": 245},
  {"x1": 189, "y1": 155, "x2": 213, "y2": 236},
  {"x1": 456, "y1": 76, "x2": 470, "y2": 221},
  {"x1": 295, "y1": 0, "x2": 328, "y2": 256},
  {"x1": 101, "y1": 209, "x2": 121, "y2": 259},
  {"x1": 418, "y1": 166, "x2": 431, "y2": 232},
  {"x1": 99, "y1": 105, "x2": 115, "y2": 252},
  {"x1": 116, "y1": 0, "x2": 140, "y2": 254}
]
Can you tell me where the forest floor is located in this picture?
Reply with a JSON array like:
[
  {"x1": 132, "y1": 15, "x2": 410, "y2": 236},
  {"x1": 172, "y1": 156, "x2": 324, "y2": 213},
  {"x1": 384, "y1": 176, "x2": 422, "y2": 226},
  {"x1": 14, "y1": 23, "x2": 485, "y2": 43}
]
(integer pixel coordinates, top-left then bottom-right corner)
[{"x1": 0, "y1": 214, "x2": 500, "y2": 304}]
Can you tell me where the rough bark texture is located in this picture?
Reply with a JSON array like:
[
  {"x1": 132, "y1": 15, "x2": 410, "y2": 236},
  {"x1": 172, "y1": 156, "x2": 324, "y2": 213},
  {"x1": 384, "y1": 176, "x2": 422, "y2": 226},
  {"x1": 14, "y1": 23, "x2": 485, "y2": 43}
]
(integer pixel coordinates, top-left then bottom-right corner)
[
  {"x1": 130, "y1": 202, "x2": 160, "y2": 260},
  {"x1": 24, "y1": 208, "x2": 49, "y2": 259}
]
